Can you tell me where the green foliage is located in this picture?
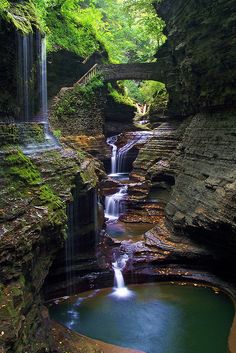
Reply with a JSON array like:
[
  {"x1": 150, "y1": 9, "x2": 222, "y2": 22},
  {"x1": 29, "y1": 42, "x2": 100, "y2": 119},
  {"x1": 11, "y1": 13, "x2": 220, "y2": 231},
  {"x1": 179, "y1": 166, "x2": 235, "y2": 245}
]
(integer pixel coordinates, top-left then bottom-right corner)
[
  {"x1": 108, "y1": 82, "x2": 135, "y2": 107},
  {"x1": 53, "y1": 129, "x2": 62, "y2": 139},
  {"x1": 53, "y1": 74, "x2": 104, "y2": 119},
  {"x1": 76, "y1": 74, "x2": 104, "y2": 98},
  {"x1": 120, "y1": 80, "x2": 168, "y2": 111},
  {"x1": 139, "y1": 81, "x2": 168, "y2": 105},
  {"x1": 1, "y1": 0, "x2": 165, "y2": 63},
  {"x1": 0, "y1": 0, "x2": 41, "y2": 34}
]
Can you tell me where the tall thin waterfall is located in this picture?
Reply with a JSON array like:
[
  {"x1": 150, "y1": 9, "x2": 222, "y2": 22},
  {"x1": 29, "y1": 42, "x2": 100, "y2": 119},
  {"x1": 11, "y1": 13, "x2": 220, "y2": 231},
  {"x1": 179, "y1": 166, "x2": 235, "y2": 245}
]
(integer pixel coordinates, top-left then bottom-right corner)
[
  {"x1": 18, "y1": 32, "x2": 48, "y2": 123},
  {"x1": 17, "y1": 33, "x2": 33, "y2": 122},
  {"x1": 39, "y1": 35, "x2": 48, "y2": 122},
  {"x1": 17, "y1": 32, "x2": 59, "y2": 152}
]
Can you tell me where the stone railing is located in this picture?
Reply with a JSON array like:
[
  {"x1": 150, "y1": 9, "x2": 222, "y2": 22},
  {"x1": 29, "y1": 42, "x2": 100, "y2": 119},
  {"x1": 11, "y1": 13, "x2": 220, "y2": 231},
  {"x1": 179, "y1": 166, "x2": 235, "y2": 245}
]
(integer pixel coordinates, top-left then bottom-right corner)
[{"x1": 75, "y1": 64, "x2": 98, "y2": 86}]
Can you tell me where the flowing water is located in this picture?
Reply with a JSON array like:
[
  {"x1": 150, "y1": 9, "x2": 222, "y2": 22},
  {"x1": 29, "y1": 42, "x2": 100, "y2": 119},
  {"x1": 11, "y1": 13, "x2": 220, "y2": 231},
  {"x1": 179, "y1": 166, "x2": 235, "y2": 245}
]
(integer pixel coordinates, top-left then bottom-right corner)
[
  {"x1": 49, "y1": 282, "x2": 234, "y2": 353},
  {"x1": 17, "y1": 33, "x2": 59, "y2": 152},
  {"x1": 107, "y1": 132, "x2": 152, "y2": 176},
  {"x1": 107, "y1": 136, "x2": 118, "y2": 174},
  {"x1": 110, "y1": 254, "x2": 134, "y2": 298},
  {"x1": 17, "y1": 33, "x2": 33, "y2": 122},
  {"x1": 105, "y1": 185, "x2": 128, "y2": 221}
]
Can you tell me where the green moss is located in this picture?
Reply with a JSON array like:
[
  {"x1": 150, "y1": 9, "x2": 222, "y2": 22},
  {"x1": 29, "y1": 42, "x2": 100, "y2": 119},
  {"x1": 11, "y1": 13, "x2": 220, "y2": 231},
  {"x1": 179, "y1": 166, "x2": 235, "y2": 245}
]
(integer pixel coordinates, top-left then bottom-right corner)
[
  {"x1": 54, "y1": 74, "x2": 104, "y2": 119},
  {"x1": 0, "y1": 124, "x2": 20, "y2": 146},
  {"x1": 5, "y1": 150, "x2": 42, "y2": 186},
  {"x1": 21, "y1": 124, "x2": 45, "y2": 144},
  {"x1": 1, "y1": 149, "x2": 67, "y2": 227},
  {"x1": 5, "y1": 150, "x2": 42, "y2": 185},
  {"x1": 0, "y1": 124, "x2": 46, "y2": 147},
  {"x1": 38, "y1": 184, "x2": 66, "y2": 226}
]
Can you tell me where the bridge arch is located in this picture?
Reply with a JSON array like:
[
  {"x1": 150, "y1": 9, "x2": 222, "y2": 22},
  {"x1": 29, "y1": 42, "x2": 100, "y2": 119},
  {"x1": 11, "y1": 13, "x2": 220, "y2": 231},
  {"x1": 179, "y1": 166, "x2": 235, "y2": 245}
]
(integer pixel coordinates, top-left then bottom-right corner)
[{"x1": 98, "y1": 63, "x2": 163, "y2": 82}]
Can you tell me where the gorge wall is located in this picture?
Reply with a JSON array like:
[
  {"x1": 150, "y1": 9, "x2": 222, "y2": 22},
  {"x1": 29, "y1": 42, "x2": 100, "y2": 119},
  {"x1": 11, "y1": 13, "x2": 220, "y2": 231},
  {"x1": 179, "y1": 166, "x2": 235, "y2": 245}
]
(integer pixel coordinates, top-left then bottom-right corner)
[
  {"x1": 155, "y1": 0, "x2": 236, "y2": 117},
  {"x1": 130, "y1": 0, "x2": 236, "y2": 279}
]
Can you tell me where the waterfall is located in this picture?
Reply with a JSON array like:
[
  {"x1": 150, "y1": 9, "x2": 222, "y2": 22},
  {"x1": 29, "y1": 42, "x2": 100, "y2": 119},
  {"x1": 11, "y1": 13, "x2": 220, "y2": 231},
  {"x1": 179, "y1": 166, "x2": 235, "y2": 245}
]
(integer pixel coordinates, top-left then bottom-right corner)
[
  {"x1": 116, "y1": 139, "x2": 138, "y2": 173},
  {"x1": 17, "y1": 33, "x2": 33, "y2": 122},
  {"x1": 107, "y1": 131, "x2": 151, "y2": 177},
  {"x1": 107, "y1": 136, "x2": 118, "y2": 174},
  {"x1": 105, "y1": 185, "x2": 128, "y2": 221},
  {"x1": 107, "y1": 135, "x2": 137, "y2": 174},
  {"x1": 39, "y1": 35, "x2": 48, "y2": 122},
  {"x1": 110, "y1": 254, "x2": 134, "y2": 298},
  {"x1": 17, "y1": 32, "x2": 60, "y2": 153},
  {"x1": 65, "y1": 185, "x2": 99, "y2": 295},
  {"x1": 66, "y1": 200, "x2": 75, "y2": 296}
]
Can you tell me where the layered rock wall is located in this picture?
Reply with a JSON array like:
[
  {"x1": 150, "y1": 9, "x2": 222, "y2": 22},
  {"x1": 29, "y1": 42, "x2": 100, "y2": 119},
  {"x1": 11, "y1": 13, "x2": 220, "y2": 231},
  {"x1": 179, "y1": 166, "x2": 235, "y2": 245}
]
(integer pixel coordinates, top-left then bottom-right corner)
[
  {"x1": 138, "y1": 0, "x2": 236, "y2": 272},
  {"x1": 155, "y1": 0, "x2": 236, "y2": 117}
]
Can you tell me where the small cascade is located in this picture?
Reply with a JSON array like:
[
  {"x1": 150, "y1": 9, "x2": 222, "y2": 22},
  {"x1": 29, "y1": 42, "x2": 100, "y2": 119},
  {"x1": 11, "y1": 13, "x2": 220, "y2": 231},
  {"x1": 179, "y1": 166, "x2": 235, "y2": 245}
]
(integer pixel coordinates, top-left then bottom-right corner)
[
  {"x1": 107, "y1": 136, "x2": 118, "y2": 174},
  {"x1": 116, "y1": 139, "x2": 139, "y2": 173},
  {"x1": 107, "y1": 135, "x2": 137, "y2": 174},
  {"x1": 107, "y1": 132, "x2": 152, "y2": 175},
  {"x1": 105, "y1": 185, "x2": 128, "y2": 221},
  {"x1": 110, "y1": 254, "x2": 134, "y2": 298}
]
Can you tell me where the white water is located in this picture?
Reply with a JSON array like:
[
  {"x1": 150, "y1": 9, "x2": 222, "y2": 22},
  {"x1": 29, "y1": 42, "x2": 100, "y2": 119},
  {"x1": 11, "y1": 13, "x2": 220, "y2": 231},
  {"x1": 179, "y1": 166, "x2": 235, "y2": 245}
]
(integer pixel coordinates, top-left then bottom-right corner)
[
  {"x1": 107, "y1": 133, "x2": 152, "y2": 175},
  {"x1": 39, "y1": 35, "x2": 48, "y2": 122},
  {"x1": 107, "y1": 135, "x2": 137, "y2": 174},
  {"x1": 18, "y1": 33, "x2": 60, "y2": 153},
  {"x1": 17, "y1": 34, "x2": 33, "y2": 122},
  {"x1": 105, "y1": 185, "x2": 128, "y2": 221},
  {"x1": 110, "y1": 254, "x2": 134, "y2": 298},
  {"x1": 107, "y1": 136, "x2": 118, "y2": 174}
]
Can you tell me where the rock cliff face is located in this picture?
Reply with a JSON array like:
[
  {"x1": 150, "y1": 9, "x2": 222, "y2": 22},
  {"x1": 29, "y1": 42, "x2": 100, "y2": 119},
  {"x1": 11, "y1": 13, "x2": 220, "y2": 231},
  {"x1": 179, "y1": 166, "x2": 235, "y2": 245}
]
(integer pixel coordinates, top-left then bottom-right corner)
[
  {"x1": 130, "y1": 0, "x2": 236, "y2": 278},
  {"x1": 155, "y1": 0, "x2": 236, "y2": 117},
  {"x1": 166, "y1": 112, "x2": 236, "y2": 248},
  {"x1": 0, "y1": 148, "x2": 103, "y2": 353}
]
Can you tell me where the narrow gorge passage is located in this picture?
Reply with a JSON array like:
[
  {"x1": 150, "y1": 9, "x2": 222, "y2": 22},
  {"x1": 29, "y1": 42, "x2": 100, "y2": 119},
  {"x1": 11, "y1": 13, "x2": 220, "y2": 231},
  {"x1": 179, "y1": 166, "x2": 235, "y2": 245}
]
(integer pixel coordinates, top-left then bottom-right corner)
[{"x1": 1, "y1": 1, "x2": 236, "y2": 353}]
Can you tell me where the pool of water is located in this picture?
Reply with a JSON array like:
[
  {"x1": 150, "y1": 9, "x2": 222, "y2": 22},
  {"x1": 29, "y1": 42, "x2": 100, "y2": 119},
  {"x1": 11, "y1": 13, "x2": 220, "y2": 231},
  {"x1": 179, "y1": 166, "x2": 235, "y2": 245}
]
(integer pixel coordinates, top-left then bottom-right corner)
[
  {"x1": 106, "y1": 221, "x2": 153, "y2": 241},
  {"x1": 49, "y1": 283, "x2": 234, "y2": 353}
]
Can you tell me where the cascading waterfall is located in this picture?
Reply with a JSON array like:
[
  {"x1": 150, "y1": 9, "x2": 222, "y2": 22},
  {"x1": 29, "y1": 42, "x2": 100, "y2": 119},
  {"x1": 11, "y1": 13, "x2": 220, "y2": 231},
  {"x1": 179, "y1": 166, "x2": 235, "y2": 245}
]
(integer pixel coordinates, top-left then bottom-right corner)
[
  {"x1": 110, "y1": 254, "x2": 133, "y2": 298},
  {"x1": 66, "y1": 200, "x2": 75, "y2": 296},
  {"x1": 116, "y1": 139, "x2": 139, "y2": 173},
  {"x1": 105, "y1": 185, "x2": 128, "y2": 221},
  {"x1": 107, "y1": 135, "x2": 138, "y2": 175},
  {"x1": 107, "y1": 133, "x2": 153, "y2": 175}
]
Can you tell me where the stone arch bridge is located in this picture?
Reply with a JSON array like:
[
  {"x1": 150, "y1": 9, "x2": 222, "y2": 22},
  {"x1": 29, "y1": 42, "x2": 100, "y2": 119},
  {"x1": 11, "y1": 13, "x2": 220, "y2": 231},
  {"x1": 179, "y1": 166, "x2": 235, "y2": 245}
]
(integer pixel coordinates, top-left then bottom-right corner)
[
  {"x1": 76, "y1": 63, "x2": 163, "y2": 85},
  {"x1": 99, "y1": 63, "x2": 163, "y2": 82}
]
